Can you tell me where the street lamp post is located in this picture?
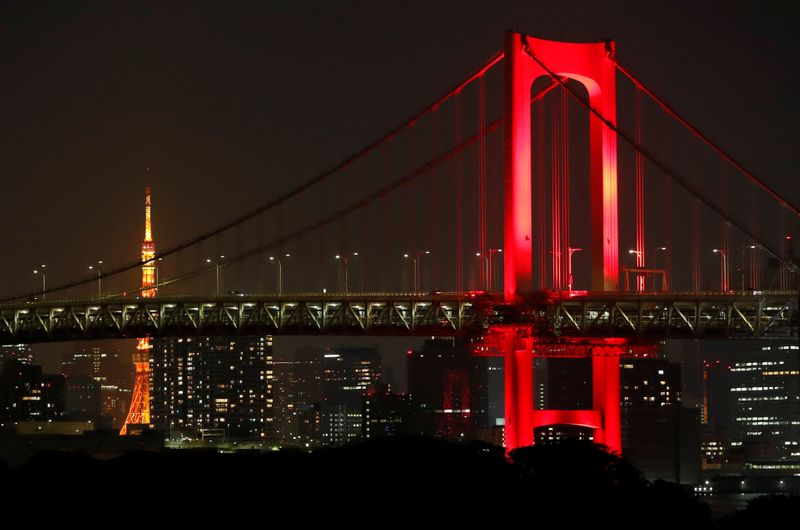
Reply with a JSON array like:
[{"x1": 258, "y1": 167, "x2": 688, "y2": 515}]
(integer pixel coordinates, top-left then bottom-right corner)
[
  {"x1": 404, "y1": 251, "x2": 430, "y2": 292},
  {"x1": 627, "y1": 250, "x2": 643, "y2": 292},
  {"x1": 154, "y1": 257, "x2": 163, "y2": 295},
  {"x1": 269, "y1": 254, "x2": 290, "y2": 295},
  {"x1": 335, "y1": 252, "x2": 358, "y2": 294},
  {"x1": 474, "y1": 252, "x2": 487, "y2": 290},
  {"x1": 88, "y1": 260, "x2": 103, "y2": 298},
  {"x1": 205, "y1": 255, "x2": 225, "y2": 295},
  {"x1": 33, "y1": 264, "x2": 46, "y2": 301},
  {"x1": 713, "y1": 249, "x2": 728, "y2": 292},
  {"x1": 652, "y1": 247, "x2": 667, "y2": 291},
  {"x1": 487, "y1": 248, "x2": 502, "y2": 292},
  {"x1": 739, "y1": 245, "x2": 759, "y2": 291},
  {"x1": 567, "y1": 247, "x2": 582, "y2": 292},
  {"x1": 416, "y1": 250, "x2": 430, "y2": 292}
]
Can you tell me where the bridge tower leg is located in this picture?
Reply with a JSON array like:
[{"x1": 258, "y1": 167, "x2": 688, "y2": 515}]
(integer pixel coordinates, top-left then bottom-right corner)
[
  {"x1": 503, "y1": 332, "x2": 534, "y2": 449},
  {"x1": 591, "y1": 348, "x2": 622, "y2": 453},
  {"x1": 504, "y1": 32, "x2": 619, "y2": 302}
]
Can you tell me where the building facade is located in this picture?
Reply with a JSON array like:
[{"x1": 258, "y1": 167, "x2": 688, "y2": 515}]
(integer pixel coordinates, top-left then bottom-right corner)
[
  {"x1": 730, "y1": 342, "x2": 800, "y2": 474},
  {"x1": 320, "y1": 346, "x2": 381, "y2": 446},
  {"x1": 150, "y1": 335, "x2": 274, "y2": 441},
  {"x1": 407, "y1": 337, "x2": 489, "y2": 441}
]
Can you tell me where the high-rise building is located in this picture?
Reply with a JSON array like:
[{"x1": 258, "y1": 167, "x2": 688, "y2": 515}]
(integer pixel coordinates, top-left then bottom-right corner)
[
  {"x1": 0, "y1": 344, "x2": 34, "y2": 365},
  {"x1": 700, "y1": 359, "x2": 733, "y2": 471},
  {"x1": 283, "y1": 346, "x2": 324, "y2": 448},
  {"x1": 320, "y1": 346, "x2": 381, "y2": 446},
  {"x1": 150, "y1": 335, "x2": 274, "y2": 441},
  {"x1": 65, "y1": 375, "x2": 102, "y2": 424},
  {"x1": 407, "y1": 337, "x2": 489, "y2": 441},
  {"x1": 621, "y1": 357, "x2": 699, "y2": 484},
  {"x1": 0, "y1": 359, "x2": 65, "y2": 421},
  {"x1": 729, "y1": 342, "x2": 800, "y2": 474},
  {"x1": 62, "y1": 343, "x2": 131, "y2": 428},
  {"x1": 272, "y1": 360, "x2": 295, "y2": 446},
  {"x1": 362, "y1": 382, "x2": 410, "y2": 440},
  {"x1": 486, "y1": 355, "x2": 504, "y2": 427}
]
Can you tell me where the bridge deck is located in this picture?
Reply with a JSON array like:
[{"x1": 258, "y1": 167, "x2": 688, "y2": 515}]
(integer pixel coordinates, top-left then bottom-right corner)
[{"x1": 0, "y1": 291, "x2": 795, "y2": 343}]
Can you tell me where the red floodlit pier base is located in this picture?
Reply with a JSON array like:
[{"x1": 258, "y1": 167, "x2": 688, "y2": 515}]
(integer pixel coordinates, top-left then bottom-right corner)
[{"x1": 491, "y1": 327, "x2": 629, "y2": 454}]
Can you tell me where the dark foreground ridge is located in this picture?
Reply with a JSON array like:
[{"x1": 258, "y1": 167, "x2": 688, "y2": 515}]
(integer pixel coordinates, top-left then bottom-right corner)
[{"x1": 1, "y1": 438, "x2": 797, "y2": 526}]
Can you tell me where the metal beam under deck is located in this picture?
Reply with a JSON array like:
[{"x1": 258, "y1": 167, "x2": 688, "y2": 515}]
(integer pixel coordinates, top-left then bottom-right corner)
[
  {"x1": 0, "y1": 294, "x2": 487, "y2": 343},
  {"x1": 530, "y1": 291, "x2": 798, "y2": 339},
  {"x1": 0, "y1": 291, "x2": 795, "y2": 343}
]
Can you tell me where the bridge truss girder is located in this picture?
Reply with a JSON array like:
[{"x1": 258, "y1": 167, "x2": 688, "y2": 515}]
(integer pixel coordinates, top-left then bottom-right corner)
[
  {"x1": 537, "y1": 293, "x2": 797, "y2": 339},
  {"x1": 1, "y1": 292, "x2": 795, "y2": 343},
  {"x1": 0, "y1": 296, "x2": 483, "y2": 342}
]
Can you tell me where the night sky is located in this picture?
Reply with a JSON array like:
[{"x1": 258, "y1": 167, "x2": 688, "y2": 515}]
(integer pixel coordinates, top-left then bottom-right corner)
[{"x1": 2, "y1": 1, "x2": 798, "y2": 376}]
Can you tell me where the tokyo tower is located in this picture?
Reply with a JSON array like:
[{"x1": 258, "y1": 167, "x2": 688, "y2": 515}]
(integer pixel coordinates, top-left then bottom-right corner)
[{"x1": 120, "y1": 185, "x2": 157, "y2": 435}]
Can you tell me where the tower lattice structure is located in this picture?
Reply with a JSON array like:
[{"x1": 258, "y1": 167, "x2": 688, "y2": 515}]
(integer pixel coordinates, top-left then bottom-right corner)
[{"x1": 120, "y1": 186, "x2": 156, "y2": 435}]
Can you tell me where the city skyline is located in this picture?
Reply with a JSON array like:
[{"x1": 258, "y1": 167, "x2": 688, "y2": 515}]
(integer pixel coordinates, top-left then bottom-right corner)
[{"x1": 1, "y1": 3, "x2": 798, "y2": 514}]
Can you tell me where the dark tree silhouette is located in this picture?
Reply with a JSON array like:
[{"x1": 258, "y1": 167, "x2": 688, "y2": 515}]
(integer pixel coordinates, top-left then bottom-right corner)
[{"x1": 719, "y1": 494, "x2": 800, "y2": 529}]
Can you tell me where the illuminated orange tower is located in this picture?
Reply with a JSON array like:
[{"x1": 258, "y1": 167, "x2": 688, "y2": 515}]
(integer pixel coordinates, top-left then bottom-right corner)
[{"x1": 120, "y1": 186, "x2": 156, "y2": 435}]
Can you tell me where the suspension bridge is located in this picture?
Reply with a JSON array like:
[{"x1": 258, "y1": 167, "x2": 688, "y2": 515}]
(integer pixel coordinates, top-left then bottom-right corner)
[{"x1": 2, "y1": 33, "x2": 797, "y2": 449}]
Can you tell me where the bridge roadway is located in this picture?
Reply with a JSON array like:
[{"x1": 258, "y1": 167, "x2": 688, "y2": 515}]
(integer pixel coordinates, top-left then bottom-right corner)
[{"x1": 0, "y1": 291, "x2": 796, "y2": 343}]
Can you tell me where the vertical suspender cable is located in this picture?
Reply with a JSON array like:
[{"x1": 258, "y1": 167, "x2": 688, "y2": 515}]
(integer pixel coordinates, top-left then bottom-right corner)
[
  {"x1": 455, "y1": 92, "x2": 464, "y2": 292},
  {"x1": 479, "y1": 76, "x2": 487, "y2": 289},
  {"x1": 691, "y1": 142, "x2": 701, "y2": 291},
  {"x1": 635, "y1": 88, "x2": 645, "y2": 292},
  {"x1": 551, "y1": 89, "x2": 562, "y2": 289},
  {"x1": 432, "y1": 109, "x2": 441, "y2": 290},
  {"x1": 562, "y1": 85, "x2": 570, "y2": 290},
  {"x1": 536, "y1": 100, "x2": 547, "y2": 290}
]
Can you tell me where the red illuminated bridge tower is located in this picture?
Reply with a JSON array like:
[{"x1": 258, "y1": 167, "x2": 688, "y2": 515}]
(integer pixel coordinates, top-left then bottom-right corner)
[
  {"x1": 120, "y1": 185, "x2": 156, "y2": 435},
  {"x1": 500, "y1": 33, "x2": 622, "y2": 453}
]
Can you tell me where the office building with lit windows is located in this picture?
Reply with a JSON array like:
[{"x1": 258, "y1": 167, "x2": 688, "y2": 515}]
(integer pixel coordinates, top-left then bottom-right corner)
[
  {"x1": 320, "y1": 346, "x2": 381, "y2": 446},
  {"x1": 730, "y1": 342, "x2": 800, "y2": 474},
  {"x1": 0, "y1": 359, "x2": 64, "y2": 421},
  {"x1": 621, "y1": 358, "x2": 700, "y2": 484},
  {"x1": 150, "y1": 336, "x2": 274, "y2": 441},
  {"x1": 0, "y1": 343, "x2": 34, "y2": 365},
  {"x1": 281, "y1": 347, "x2": 325, "y2": 448}
]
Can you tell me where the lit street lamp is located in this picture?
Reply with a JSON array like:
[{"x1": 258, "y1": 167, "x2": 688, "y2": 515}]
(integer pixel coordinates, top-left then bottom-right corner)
[
  {"x1": 33, "y1": 264, "x2": 46, "y2": 301},
  {"x1": 567, "y1": 247, "x2": 582, "y2": 292},
  {"x1": 652, "y1": 247, "x2": 667, "y2": 291},
  {"x1": 88, "y1": 260, "x2": 103, "y2": 298},
  {"x1": 269, "y1": 254, "x2": 290, "y2": 295},
  {"x1": 403, "y1": 250, "x2": 430, "y2": 292},
  {"x1": 739, "y1": 245, "x2": 760, "y2": 291},
  {"x1": 154, "y1": 257, "x2": 163, "y2": 294},
  {"x1": 713, "y1": 249, "x2": 728, "y2": 292},
  {"x1": 487, "y1": 248, "x2": 502, "y2": 292},
  {"x1": 628, "y1": 249, "x2": 643, "y2": 292},
  {"x1": 335, "y1": 252, "x2": 358, "y2": 293},
  {"x1": 205, "y1": 255, "x2": 225, "y2": 295}
]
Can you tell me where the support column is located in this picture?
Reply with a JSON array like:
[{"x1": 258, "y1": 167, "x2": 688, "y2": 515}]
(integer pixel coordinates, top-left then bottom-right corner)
[
  {"x1": 504, "y1": 339, "x2": 533, "y2": 450},
  {"x1": 504, "y1": 32, "x2": 534, "y2": 301},
  {"x1": 592, "y1": 350, "x2": 621, "y2": 453}
]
